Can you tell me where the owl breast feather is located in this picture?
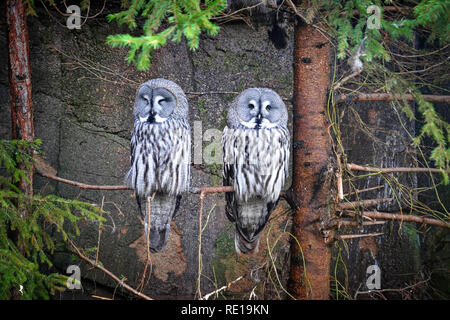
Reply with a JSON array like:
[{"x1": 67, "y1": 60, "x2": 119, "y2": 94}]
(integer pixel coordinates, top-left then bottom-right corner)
[
  {"x1": 222, "y1": 126, "x2": 290, "y2": 203},
  {"x1": 125, "y1": 118, "x2": 191, "y2": 196}
]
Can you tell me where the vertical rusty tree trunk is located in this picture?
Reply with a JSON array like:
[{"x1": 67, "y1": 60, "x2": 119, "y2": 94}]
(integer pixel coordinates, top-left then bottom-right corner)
[
  {"x1": 7, "y1": 0, "x2": 34, "y2": 197},
  {"x1": 287, "y1": 19, "x2": 332, "y2": 299}
]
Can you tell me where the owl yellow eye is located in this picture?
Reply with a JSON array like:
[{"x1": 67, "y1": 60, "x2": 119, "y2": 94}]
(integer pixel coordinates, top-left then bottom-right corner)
[
  {"x1": 266, "y1": 105, "x2": 271, "y2": 111},
  {"x1": 248, "y1": 104, "x2": 255, "y2": 110}
]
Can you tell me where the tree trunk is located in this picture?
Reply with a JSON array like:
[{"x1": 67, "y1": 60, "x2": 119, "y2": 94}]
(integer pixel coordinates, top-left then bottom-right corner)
[
  {"x1": 7, "y1": 0, "x2": 34, "y2": 197},
  {"x1": 287, "y1": 20, "x2": 332, "y2": 299}
]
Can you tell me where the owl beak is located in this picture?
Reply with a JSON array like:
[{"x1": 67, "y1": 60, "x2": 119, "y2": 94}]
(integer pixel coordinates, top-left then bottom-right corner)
[
  {"x1": 147, "y1": 110, "x2": 156, "y2": 123},
  {"x1": 255, "y1": 113, "x2": 263, "y2": 129},
  {"x1": 146, "y1": 93, "x2": 156, "y2": 123}
]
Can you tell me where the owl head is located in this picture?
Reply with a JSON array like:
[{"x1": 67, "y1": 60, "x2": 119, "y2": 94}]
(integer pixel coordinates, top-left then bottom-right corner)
[
  {"x1": 227, "y1": 88, "x2": 288, "y2": 129},
  {"x1": 133, "y1": 78, "x2": 188, "y2": 124}
]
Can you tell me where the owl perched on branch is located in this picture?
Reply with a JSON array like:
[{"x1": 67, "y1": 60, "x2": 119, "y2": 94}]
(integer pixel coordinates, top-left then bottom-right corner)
[
  {"x1": 125, "y1": 78, "x2": 191, "y2": 253},
  {"x1": 222, "y1": 88, "x2": 290, "y2": 253}
]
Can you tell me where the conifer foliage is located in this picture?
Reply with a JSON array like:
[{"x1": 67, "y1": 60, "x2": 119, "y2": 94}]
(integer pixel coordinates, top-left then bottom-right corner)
[
  {"x1": 0, "y1": 140, "x2": 105, "y2": 299},
  {"x1": 106, "y1": 0, "x2": 227, "y2": 70}
]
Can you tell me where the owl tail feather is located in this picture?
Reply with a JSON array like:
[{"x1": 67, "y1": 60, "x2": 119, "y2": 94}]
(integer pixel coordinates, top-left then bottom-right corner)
[
  {"x1": 138, "y1": 193, "x2": 178, "y2": 253},
  {"x1": 234, "y1": 230, "x2": 260, "y2": 255},
  {"x1": 146, "y1": 223, "x2": 171, "y2": 253}
]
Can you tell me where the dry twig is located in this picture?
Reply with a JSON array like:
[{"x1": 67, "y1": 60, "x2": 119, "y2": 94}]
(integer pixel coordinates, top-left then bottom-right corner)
[
  {"x1": 344, "y1": 210, "x2": 449, "y2": 228},
  {"x1": 68, "y1": 239, "x2": 153, "y2": 300},
  {"x1": 336, "y1": 93, "x2": 450, "y2": 104},
  {"x1": 337, "y1": 198, "x2": 393, "y2": 210}
]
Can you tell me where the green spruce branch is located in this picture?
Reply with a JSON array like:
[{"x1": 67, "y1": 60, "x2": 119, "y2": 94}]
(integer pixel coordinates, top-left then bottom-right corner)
[
  {"x1": 0, "y1": 140, "x2": 106, "y2": 299},
  {"x1": 106, "y1": 0, "x2": 227, "y2": 70}
]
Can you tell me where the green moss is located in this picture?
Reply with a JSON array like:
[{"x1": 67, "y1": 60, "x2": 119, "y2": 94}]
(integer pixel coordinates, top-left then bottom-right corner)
[
  {"x1": 214, "y1": 227, "x2": 235, "y2": 257},
  {"x1": 211, "y1": 226, "x2": 236, "y2": 286},
  {"x1": 220, "y1": 109, "x2": 228, "y2": 130},
  {"x1": 197, "y1": 97, "x2": 207, "y2": 115},
  {"x1": 208, "y1": 162, "x2": 222, "y2": 187},
  {"x1": 223, "y1": 94, "x2": 234, "y2": 104}
]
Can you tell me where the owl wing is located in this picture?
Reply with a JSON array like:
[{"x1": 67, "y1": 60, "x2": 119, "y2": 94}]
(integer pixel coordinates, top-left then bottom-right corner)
[
  {"x1": 222, "y1": 127, "x2": 237, "y2": 222},
  {"x1": 223, "y1": 161, "x2": 236, "y2": 222}
]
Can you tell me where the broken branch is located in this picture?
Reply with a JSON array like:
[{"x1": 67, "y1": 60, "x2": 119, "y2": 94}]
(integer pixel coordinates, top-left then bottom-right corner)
[
  {"x1": 335, "y1": 93, "x2": 450, "y2": 104},
  {"x1": 201, "y1": 276, "x2": 244, "y2": 300},
  {"x1": 68, "y1": 239, "x2": 153, "y2": 300},
  {"x1": 347, "y1": 163, "x2": 448, "y2": 174},
  {"x1": 337, "y1": 198, "x2": 394, "y2": 210},
  {"x1": 345, "y1": 210, "x2": 450, "y2": 228}
]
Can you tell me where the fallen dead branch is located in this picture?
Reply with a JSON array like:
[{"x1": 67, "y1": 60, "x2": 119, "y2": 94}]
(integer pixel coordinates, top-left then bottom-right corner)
[
  {"x1": 335, "y1": 93, "x2": 450, "y2": 104},
  {"x1": 68, "y1": 239, "x2": 153, "y2": 300},
  {"x1": 201, "y1": 276, "x2": 244, "y2": 300}
]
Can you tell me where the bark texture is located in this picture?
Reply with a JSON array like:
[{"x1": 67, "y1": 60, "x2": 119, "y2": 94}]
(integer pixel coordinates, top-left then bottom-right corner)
[
  {"x1": 287, "y1": 20, "x2": 332, "y2": 299},
  {"x1": 7, "y1": 0, "x2": 34, "y2": 196}
]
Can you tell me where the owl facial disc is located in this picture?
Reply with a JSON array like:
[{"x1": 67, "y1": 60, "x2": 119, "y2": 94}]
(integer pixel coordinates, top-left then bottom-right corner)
[
  {"x1": 136, "y1": 86, "x2": 176, "y2": 124},
  {"x1": 236, "y1": 90, "x2": 284, "y2": 130}
]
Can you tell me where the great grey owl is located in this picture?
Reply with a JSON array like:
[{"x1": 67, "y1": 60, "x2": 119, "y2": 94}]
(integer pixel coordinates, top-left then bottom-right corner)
[
  {"x1": 125, "y1": 78, "x2": 191, "y2": 253},
  {"x1": 222, "y1": 88, "x2": 290, "y2": 253}
]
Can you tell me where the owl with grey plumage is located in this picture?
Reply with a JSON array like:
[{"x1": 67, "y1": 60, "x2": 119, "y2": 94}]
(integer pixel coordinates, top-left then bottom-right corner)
[
  {"x1": 125, "y1": 78, "x2": 191, "y2": 253},
  {"x1": 222, "y1": 88, "x2": 290, "y2": 254}
]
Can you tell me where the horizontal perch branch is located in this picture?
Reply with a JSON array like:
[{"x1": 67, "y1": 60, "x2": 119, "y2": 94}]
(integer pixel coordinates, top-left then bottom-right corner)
[
  {"x1": 344, "y1": 210, "x2": 449, "y2": 228},
  {"x1": 347, "y1": 163, "x2": 448, "y2": 174},
  {"x1": 335, "y1": 93, "x2": 450, "y2": 104},
  {"x1": 38, "y1": 172, "x2": 131, "y2": 190},
  {"x1": 190, "y1": 186, "x2": 234, "y2": 194},
  {"x1": 38, "y1": 168, "x2": 449, "y2": 228},
  {"x1": 38, "y1": 171, "x2": 236, "y2": 194}
]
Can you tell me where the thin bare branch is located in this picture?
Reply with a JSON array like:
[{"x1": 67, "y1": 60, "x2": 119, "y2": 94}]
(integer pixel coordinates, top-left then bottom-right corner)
[
  {"x1": 201, "y1": 276, "x2": 244, "y2": 300},
  {"x1": 337, "y1": 198, "x2": 394, "y2": 210},
  {"x1": 339, "y1": 232, "x2": 384, "y2": 240},
  {"x1": 336, "y1": 93, "x2": 450, "y2": 104},
  {"x1": 333, "y1": 70, "x2": 362, "y2": 91},
  {"x1": 343, "y1": 185, "x2": 384, "y2": 197},
  {"x1": 347, "y1": 163, "x2": 449, "y2": 174},
  {"x1": 344, "y1": 210, "x2": 450, "y2": 228},
  {"x1": 37, "y1": 171, "x2": 130, "y2": 190},
  {"x1": 68, "y1": 239, "x2": 153, "y2": 300},
  {"x1": 190, "y1": 186, "x2": 234, "y2": 194},
  {"x1": 196, "y1": 191, "x2": 205, "y2": 299}
]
